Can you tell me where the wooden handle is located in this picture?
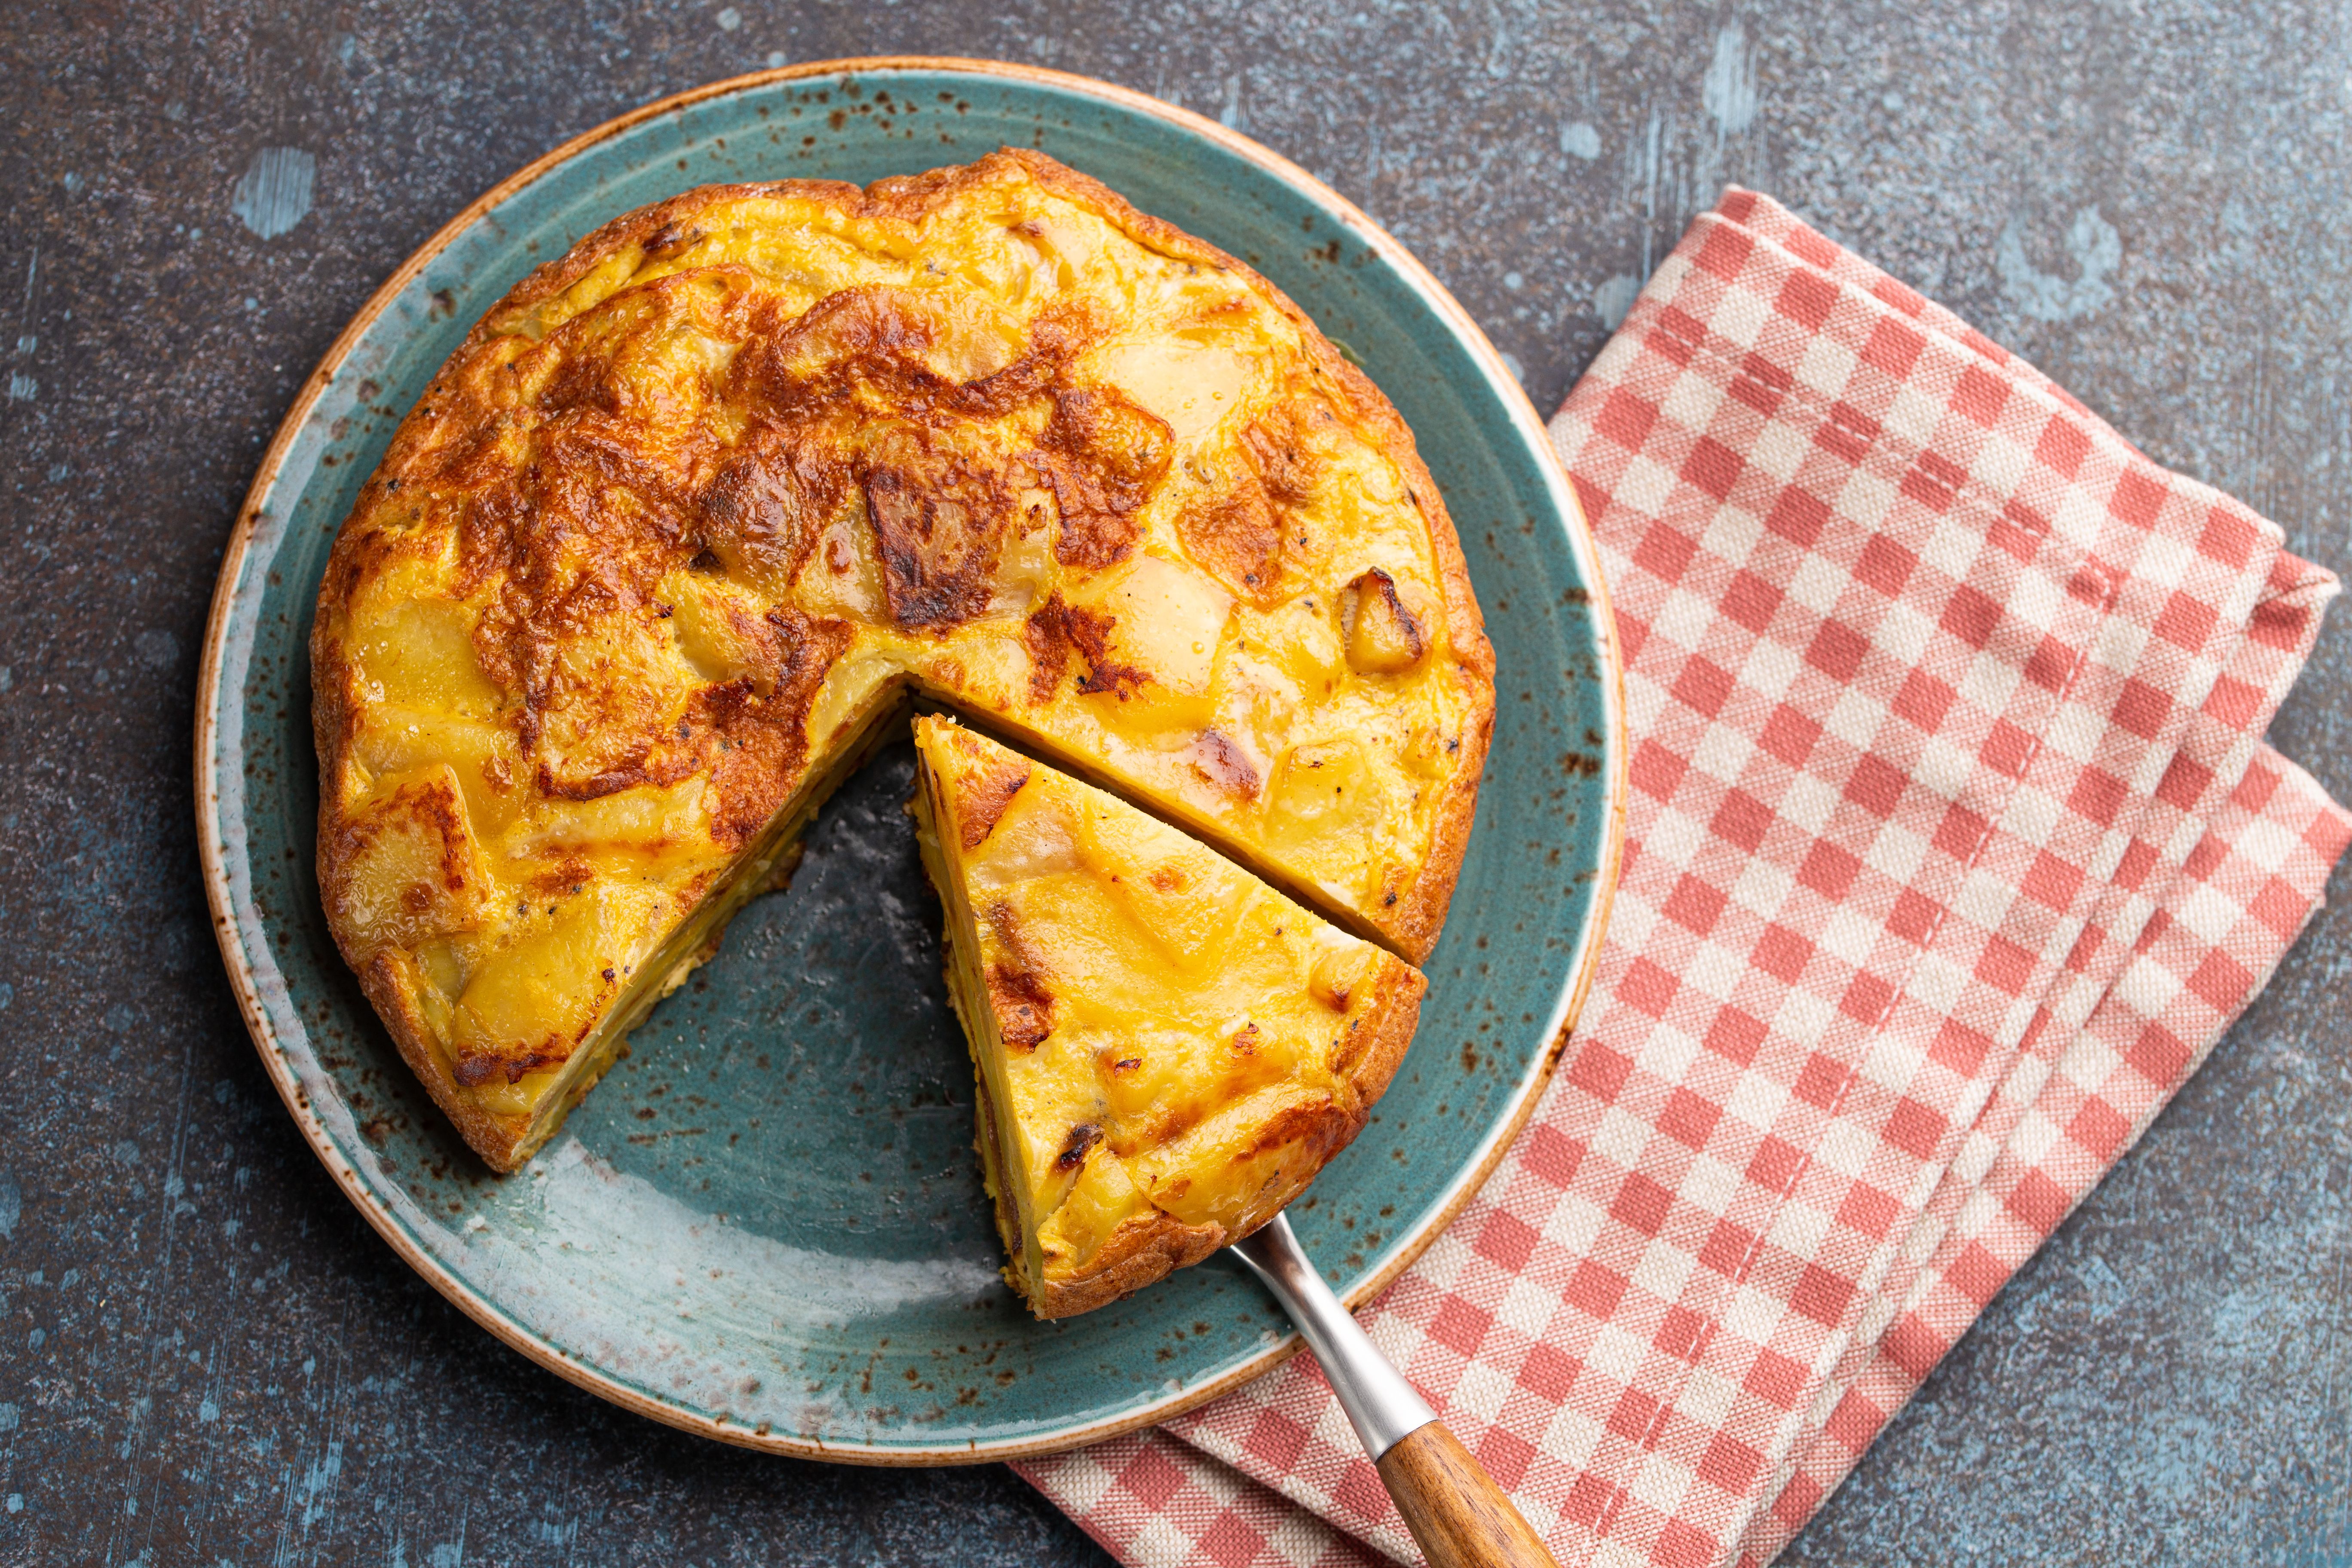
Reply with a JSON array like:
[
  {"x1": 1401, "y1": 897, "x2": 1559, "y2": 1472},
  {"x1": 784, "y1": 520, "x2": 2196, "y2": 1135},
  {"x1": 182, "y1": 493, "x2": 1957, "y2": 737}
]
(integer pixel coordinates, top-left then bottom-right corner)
[{"x1": 1375, "y1": 1421, "x2": 1562, "y2": 1568}]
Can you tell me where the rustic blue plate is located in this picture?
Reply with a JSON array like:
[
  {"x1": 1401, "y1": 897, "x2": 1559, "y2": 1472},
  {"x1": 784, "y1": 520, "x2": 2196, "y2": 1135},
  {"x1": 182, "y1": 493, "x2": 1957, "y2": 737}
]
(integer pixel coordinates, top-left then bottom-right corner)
[{"x1": 195, "y1": 58, "x2": 1623, "y2": 1462}]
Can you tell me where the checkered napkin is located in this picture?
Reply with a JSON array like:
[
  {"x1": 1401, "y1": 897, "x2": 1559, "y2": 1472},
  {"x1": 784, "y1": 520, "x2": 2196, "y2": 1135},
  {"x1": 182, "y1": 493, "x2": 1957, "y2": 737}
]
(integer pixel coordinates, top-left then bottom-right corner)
[{"x1": 1016, "y1": 189, "x2": 2352, "y2": 1568}]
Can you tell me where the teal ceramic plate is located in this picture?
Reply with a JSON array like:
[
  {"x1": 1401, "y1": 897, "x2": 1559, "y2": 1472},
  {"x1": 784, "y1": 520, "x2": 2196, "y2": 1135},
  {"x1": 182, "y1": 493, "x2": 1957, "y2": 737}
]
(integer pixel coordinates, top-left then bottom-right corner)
[{"x1": 195, "y1": 58, "x2": 1624, "y2": 1463}]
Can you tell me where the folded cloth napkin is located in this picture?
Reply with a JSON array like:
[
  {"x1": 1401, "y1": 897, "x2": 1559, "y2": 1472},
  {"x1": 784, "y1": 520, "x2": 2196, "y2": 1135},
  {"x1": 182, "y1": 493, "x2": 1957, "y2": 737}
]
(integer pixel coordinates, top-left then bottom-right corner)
[{"x1": 1017, "y1": 189, "x2": 2352, "y2": 1568}]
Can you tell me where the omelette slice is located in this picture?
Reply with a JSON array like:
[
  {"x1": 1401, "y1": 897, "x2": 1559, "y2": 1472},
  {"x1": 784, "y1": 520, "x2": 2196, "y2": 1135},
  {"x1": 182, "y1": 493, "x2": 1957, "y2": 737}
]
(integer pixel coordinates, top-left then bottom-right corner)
[
  {"x1": 911, "y1": 714, "x2": 1425, "y2": 1317},
  {"x1": 312, "y1": 149, "x2": 1491, "y2": 1170}
]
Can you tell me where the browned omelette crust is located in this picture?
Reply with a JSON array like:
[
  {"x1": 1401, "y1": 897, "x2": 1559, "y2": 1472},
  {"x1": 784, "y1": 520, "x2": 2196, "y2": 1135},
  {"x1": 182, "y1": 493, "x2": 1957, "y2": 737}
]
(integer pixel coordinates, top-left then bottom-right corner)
[
  {"x1": 1024, "y1": 959, "x2": 1423, "y2": 1318},
  {"x1": 312, "y1": 150, "x2": 1491, "y2": 1171},
  {"x1": 969, "y1": 1072, "x2": 1221, "y2": 1320},
  {"x1": 914, "y1": 715, "x2": 1426, "y2": 1318}
]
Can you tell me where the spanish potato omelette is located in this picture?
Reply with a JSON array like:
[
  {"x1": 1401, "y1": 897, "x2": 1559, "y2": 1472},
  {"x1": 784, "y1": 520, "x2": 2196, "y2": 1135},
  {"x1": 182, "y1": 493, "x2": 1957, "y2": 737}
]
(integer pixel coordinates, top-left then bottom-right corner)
[
  {"x1": 311, "y1": 148, "x2": 1494, "y2": 1175},
  {"x1": 912, "y1": 715, "x2": 1423, "y2": 1317}
]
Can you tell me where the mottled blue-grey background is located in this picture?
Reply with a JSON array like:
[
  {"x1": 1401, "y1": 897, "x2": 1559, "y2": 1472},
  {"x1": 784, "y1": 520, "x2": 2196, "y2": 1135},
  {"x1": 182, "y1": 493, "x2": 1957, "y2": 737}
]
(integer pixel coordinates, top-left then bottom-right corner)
[{"x1": 4, "y1": 3, "x2": 2350, "y2": 1565}]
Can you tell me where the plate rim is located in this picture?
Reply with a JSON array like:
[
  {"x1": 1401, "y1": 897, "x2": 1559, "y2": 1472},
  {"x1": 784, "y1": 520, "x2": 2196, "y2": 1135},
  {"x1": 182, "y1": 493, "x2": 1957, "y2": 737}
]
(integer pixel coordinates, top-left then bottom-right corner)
[{"x1": 192, "y1": 54, "x2": 1627, "y2": 1466}]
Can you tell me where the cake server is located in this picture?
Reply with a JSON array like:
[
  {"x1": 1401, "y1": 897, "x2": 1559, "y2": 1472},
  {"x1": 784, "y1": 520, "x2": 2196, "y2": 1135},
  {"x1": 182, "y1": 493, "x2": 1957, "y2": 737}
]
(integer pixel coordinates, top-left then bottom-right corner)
[{"x1": 1234, "y1": 1213, "x2": 1561, "y2": 1568}]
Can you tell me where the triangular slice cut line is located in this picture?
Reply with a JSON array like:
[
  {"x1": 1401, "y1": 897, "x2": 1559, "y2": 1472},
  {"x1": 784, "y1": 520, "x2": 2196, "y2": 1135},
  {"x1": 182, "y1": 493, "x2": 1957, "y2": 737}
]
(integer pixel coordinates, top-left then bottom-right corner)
[{"x1": 911, "y1": 713, "x2": 1425, "y2": 1317}]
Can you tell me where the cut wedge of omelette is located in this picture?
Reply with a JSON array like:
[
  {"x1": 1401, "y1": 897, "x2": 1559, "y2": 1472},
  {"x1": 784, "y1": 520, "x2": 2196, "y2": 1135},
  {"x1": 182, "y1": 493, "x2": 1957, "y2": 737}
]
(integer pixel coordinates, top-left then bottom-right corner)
[
  {"x1": 312, "y1": 149, "x2": 1490, "y2": 1173},
  {"x1": 911, "y1": 715, "x2": 1424, "y2": 1317}
]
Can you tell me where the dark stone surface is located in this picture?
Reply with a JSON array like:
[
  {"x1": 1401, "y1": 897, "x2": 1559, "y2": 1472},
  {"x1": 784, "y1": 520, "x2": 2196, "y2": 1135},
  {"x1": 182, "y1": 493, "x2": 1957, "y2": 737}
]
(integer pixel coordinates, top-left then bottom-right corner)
[{"x1": 2, "y1": 2, "x2": 2347, "y2": 1563}]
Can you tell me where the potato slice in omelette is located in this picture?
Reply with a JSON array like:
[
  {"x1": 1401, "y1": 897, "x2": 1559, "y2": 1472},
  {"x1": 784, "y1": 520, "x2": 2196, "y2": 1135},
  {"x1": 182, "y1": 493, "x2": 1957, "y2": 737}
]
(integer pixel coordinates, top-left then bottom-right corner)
[
  {"x1": 311, "y1": 150, "x2": 1490, "y2": 1171},
  {"x1": 911, "y1": 715, "x2": 1424, "y2": 1317}
]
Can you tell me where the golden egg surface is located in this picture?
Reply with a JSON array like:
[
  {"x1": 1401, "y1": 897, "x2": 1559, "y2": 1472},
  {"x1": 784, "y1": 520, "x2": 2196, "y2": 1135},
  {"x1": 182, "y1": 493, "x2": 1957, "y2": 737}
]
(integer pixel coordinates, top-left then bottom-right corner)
[{"x1": 310, "y1": 150, "x2": 1493, "y2": 1171}]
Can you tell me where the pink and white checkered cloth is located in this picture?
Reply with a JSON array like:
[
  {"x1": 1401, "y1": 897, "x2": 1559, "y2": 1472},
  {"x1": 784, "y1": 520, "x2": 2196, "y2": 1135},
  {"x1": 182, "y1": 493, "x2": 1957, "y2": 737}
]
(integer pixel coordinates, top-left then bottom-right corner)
[{"x1": 1017, "y1": 189, "x2": 2352, "y2": 1568}]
